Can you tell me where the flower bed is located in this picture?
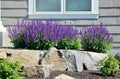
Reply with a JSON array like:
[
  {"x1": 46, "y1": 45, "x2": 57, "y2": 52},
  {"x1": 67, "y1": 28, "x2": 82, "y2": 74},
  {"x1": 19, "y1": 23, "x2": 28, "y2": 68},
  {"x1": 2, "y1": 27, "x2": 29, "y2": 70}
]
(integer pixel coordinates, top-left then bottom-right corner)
[
  {"x1": 8, "y1": 20, "x2": 81, "y2": 50},
  {"x1": 8, "y1": 20, "x2": 113, "y2": 53},
  {"x1": 4, "y1": 20, "x2": 118, "y2": 79}
]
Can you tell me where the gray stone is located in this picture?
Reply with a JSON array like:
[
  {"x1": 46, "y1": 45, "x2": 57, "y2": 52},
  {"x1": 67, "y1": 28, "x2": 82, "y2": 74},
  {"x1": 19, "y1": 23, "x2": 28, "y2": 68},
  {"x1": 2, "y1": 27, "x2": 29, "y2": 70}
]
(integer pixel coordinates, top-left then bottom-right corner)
[
  {"x1": 41, "y1": 47, "x2": 67, "y2": 71},
  {"x1": 80, "y1": 51, "x2": 107, "y2": 70},
  {"x1": 115, "y1": 52, "x2": 120, "y2": 61},
  {"x1": 24, "y1": 65, "x2": 43, "y2": 78},
  {"x1": 75, "y1": 51, "x2": 83, "y2": 71},
  {"x1": 24, "y1": 65, "x2": 53, "y2": 78},
  {"x1": 62, "y1": 50, "x2": 107, "y2": 72},
  {"x1": 42, "y1": 65, "x2": 54, "y2": 78},
  {"x1": 39, "y1": 51, "x2": 47, "y2": 64},
  {"x1": 62, "y1": 50, "x2": 78, "y2": 71}
]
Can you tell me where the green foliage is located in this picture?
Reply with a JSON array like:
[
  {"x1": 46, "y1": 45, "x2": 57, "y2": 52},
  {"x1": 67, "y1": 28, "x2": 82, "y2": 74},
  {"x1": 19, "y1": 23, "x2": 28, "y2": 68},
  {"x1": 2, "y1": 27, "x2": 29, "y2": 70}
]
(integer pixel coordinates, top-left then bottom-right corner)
[
  {"x1": 71, "y1": 39, "x2": 82, "y2": 50},
  {"x1": 26, "y1": 41, "x2": 38, "y2": 49},
  {"x1": 56, "y1": 38, "x2": 82, "y2": 50},
  {"x1": 96, "y1": 54, "x2": 120, "y2": 76},
  {"x1": 0, "y1": 59, "x2": 24, "y2": 79},
  {"x1": 11, "y1": 34, "x2": 26, "y2": 49},
  {"x1": 83, "y1": 40, "x2": 113, "y2": 53},
  {"x1": 38, "y1": 40, "x2": 55, "y2": 50}
]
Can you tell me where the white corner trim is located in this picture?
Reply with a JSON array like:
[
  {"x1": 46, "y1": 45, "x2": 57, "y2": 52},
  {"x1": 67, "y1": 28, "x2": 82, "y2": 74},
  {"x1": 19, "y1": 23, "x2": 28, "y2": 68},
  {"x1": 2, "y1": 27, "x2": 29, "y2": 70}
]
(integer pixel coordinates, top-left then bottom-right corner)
[
  {"x1": 28, "y1": 0, "x2": 34, "y2": 15},
  {"x1": 0, "y1": 21, "x2": 6, "y2": 32},
  {"x1": 28, "y1": 0, "x2": 99, "y2": 19}
]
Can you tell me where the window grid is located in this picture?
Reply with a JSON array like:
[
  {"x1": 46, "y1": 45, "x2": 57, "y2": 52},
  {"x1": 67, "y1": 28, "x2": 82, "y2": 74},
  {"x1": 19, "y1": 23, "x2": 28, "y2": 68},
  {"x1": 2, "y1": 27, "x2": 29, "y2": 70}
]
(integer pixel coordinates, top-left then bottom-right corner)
[{"x1": 34, "y1": 0, "x2": 92, "y2": 14}]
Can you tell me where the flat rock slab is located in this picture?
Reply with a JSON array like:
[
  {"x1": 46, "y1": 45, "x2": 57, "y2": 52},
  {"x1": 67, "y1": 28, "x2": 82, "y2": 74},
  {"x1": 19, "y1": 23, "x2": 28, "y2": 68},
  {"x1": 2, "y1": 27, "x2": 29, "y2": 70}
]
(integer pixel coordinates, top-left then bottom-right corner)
[
  {"x1": 55, "y1": 74, "x2": 75, "y2": 79},
  {"x1": 9, "y1": 51, "x2": 41, "y2": 66},
  {"x1": 0, "y1": 48, "x2": 40, "y2": 54},
  {"x1": 0, "y1": 48, "x2": 41, "y2": 66}
]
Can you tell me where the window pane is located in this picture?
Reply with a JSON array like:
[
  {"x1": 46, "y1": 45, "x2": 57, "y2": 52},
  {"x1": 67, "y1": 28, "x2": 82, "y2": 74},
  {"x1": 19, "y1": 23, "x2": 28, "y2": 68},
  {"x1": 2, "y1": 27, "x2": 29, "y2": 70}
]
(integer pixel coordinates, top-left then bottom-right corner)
[
  {"x1": 36, "y1": 0, "x2": 61, "y2": 11},
  {"x1": 66, "y1": 0, "x2": 91, "y2": 11}
]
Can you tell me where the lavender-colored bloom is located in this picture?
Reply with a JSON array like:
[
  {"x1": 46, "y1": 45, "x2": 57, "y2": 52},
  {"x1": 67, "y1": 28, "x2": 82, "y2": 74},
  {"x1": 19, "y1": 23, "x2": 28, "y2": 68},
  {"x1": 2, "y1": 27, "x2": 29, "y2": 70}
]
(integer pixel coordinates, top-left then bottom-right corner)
[
  {"x1": 8, "y1": 20, "x2": 80, "y2": 48},
  {"x1": 8, "y1": 20, "x2": 27, "y2": 39}
]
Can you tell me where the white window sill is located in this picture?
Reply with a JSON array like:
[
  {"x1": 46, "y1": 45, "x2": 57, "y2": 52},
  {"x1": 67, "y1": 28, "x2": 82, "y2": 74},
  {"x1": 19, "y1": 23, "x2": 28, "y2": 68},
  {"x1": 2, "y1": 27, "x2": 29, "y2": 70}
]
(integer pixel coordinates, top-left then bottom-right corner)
[{"x1": 28, "y1": 13, "x2": 98, "y2": 19}]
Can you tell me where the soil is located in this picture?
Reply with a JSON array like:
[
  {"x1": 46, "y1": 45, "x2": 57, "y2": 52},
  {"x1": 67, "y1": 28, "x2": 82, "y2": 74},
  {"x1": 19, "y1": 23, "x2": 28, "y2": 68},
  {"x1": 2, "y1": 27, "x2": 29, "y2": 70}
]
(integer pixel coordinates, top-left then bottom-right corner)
[
  {"x1": 46, "y1": 70, "x2": 120, "y2": 79},
  {"x1": 25, "y1": 70, "x2": 120, "y2": 79}
]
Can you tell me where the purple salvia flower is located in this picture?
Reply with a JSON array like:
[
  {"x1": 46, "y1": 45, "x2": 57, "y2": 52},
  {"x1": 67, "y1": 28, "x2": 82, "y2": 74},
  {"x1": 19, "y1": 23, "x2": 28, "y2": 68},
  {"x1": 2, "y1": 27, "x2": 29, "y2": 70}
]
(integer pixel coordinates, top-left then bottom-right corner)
[
  {"x1": 80, "y1": 23, "x2": 113, "y2": 53},
  {"x1": 8, "y1": 20, "x2": 80, "y2": 47}
]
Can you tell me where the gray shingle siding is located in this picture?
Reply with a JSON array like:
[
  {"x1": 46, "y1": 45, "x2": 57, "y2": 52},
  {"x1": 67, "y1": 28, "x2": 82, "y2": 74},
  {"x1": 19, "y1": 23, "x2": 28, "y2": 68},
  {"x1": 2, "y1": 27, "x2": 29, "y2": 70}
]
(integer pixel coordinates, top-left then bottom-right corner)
[
  {"x1": 1, "y1": 0, "x2": 120, "y2": 49},
  {"x1": 1, "y1": 0, "x2": 28, "y2": 26}
]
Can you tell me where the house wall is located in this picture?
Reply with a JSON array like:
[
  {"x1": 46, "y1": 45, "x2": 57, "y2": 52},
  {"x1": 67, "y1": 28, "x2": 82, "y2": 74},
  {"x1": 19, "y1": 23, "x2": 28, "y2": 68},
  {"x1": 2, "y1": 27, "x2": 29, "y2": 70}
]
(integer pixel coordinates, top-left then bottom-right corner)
[{"x1": 1, "y1": 0, "x2": 120, "y2": 50}]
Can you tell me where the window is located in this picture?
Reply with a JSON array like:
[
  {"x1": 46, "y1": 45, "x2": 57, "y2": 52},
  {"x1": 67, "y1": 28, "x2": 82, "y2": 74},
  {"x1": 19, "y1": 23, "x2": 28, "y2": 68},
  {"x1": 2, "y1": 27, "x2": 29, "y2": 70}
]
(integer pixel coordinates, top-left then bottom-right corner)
[
  {"x1": 36, "y1": 0, "x2": 61, "y2": 12},
  {"x1": 66, "y1": 0, "x2": 91, "y2": 11},
  {"x1": 28, "y1": 0, "x2": 98, "y2": 19}
]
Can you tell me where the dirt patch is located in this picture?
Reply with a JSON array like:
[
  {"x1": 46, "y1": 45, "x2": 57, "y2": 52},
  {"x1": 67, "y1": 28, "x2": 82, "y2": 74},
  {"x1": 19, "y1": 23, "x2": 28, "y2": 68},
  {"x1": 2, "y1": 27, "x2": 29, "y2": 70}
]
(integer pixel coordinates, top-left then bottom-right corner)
[{"x1": 46, "y1": 70, "x2": 120, "y2": 79}]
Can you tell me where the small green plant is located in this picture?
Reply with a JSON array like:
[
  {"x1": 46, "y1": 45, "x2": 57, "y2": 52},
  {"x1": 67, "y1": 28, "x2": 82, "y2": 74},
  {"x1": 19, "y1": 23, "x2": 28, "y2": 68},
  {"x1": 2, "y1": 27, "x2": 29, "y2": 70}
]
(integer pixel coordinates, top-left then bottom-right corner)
[
  {"x1": 56, "y1": 38, "x2": 82, "y2": 50},
  {"x1": 38, "y1": 40, "x2": 55, "y2": 50},
  {"x1": 0, "y1": 59, "x2": 24, "y2": 79},
  {"x1": 96, "y1": 54, "x2": 120, "y2": 76}
]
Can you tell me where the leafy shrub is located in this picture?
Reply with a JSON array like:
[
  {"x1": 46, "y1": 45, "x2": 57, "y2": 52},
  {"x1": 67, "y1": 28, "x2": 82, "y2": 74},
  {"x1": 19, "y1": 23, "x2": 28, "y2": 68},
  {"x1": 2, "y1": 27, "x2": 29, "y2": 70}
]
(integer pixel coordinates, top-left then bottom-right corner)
[
  {"x1": 96, "y1": 54, "x2": 120, "y2": 76},
  {"x1": 11, "y1": 34, "x2": 26, "y2": 48},
  {"x1": 56, "y1": 38, "x2": 81, "y2": 50},
  {"x1": 80, "y1": 23, "x2": 113, "y2": 53},
  {"x1": 0, "y1": 59, "x2": 24, "y2": 79},
  {"x1": 8, "y1": 20, "x2": 81, "y2": 50}
]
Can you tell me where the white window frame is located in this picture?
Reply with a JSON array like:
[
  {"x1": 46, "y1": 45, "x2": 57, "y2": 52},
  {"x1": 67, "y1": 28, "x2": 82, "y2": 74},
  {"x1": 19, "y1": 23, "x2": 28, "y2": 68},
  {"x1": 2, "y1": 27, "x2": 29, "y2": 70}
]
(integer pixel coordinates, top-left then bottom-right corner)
[{"x1": 28, "y1": 0, "x2": 99, "y2": 19}]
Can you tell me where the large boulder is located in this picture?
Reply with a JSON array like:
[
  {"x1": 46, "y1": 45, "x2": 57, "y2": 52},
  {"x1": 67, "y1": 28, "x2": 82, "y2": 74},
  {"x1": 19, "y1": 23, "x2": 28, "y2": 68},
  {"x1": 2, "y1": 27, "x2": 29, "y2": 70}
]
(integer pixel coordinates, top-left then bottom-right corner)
[
  {"x1": 41, "y1": 47, "x2": 67, "y2": 71},
  {"x1": 80, "y1": 51, "x2": 108, "y2": 70},
  {"x1": 61, "y1": 50, "x2": 78, "y2": 71},
  {"x1": 9, "y1": 50, "x2": 41, "y2": 66},
  {"x1": 62, "y1": 50, "x2": 108, "y2": 72}
]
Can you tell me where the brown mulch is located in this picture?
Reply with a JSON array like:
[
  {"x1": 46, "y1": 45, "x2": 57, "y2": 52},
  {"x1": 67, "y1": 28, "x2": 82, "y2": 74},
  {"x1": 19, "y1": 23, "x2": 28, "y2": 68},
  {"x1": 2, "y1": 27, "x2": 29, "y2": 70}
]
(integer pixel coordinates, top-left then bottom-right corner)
[
  {"x1": 46, "y1": 70, "x2": 120, "y2": 79},
  {"x1": 25, "y1": 70, "x2": 120, "y2": 79}
]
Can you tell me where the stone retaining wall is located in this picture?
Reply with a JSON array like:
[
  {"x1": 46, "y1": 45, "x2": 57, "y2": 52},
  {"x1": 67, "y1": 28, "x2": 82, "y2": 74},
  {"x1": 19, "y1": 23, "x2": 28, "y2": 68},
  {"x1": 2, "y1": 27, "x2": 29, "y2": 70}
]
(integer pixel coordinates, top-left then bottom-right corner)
[{"x1": 0, "y1": 47, "x2": 108, "y2": 78}]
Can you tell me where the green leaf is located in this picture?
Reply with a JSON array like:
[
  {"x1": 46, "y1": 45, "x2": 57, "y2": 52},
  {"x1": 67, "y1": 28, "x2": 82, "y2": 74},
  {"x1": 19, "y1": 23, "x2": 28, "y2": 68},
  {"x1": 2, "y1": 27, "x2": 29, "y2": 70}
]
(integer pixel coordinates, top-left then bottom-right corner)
[{"x1": 96, "y1": 54, "x2": 120, "y2": 76}]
